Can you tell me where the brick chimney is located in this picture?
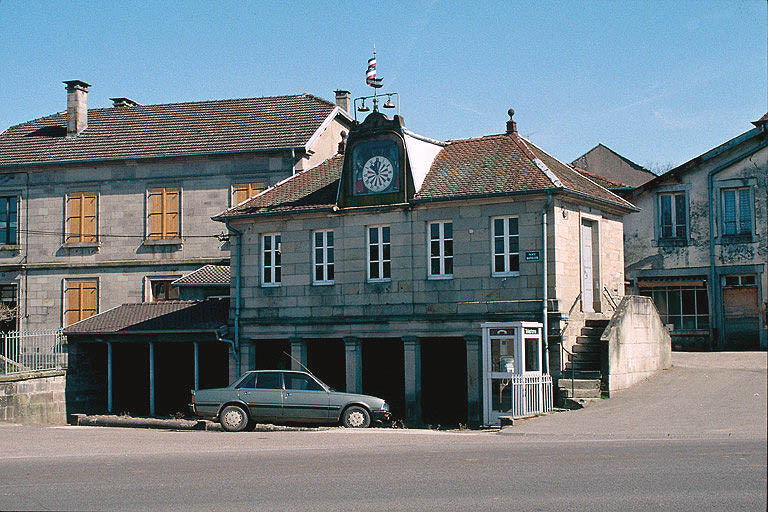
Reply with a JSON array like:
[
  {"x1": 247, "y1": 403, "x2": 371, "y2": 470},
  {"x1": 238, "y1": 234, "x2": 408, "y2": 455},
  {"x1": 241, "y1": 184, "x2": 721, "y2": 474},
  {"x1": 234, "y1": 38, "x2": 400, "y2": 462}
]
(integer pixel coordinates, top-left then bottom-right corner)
[
  {"x1": 334, "y1": 90, "x2": 351, "y2": 114},
  {"x1": 63, "y1": 80, "x2": 91, "y2": 137},
  {"x1": 506, "y1": 108, "x2": 517, "y2": 135}
]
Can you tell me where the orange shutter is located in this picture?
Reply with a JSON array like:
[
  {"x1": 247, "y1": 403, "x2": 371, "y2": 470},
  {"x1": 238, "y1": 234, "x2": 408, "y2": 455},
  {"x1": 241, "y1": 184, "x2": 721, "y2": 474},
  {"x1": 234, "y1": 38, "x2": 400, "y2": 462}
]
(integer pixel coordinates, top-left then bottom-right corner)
[
  {"x1": 164, "y1": 187, "x2": 180, "y2": 238},
  {"x1": 148, "y1": 187, "x2": 180, "y2": 239},
  {"x1": 81, "y1": 192, "x2": 97, "y2": 242},
  {"x1": 65, "y1": 193, "x2": 82, "y2": 243},
  {"x1": 234, "y1": 182, "x2": 264, "y2": 204},
  {"x1": 65, "y1": 280, "x2": 97, "y2": 325}
]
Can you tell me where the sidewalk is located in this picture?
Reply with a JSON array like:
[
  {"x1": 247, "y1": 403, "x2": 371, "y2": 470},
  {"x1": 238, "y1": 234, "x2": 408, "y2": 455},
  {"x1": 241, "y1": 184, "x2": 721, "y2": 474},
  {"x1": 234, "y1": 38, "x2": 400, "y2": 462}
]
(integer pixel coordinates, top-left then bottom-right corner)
[{"x1": 70, "y1": 414, "x2": 327, "y2": 432}]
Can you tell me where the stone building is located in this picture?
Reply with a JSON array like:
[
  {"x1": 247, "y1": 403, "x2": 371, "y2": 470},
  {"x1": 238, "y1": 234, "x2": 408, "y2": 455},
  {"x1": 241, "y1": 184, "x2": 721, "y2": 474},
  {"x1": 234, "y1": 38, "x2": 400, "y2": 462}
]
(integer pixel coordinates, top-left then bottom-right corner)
[
  {"x1": 624, "y1": 114, "x2": 768, "y2": 350},
  {"x1": 214, "y1": 109, "x2": 637, "y2": 426},
  {"x1": 572, "y1": 143, "x2": 656, "y2": 197},
  {"x1": 0, "y1": 80, "x2": 352, "y2": 332}
]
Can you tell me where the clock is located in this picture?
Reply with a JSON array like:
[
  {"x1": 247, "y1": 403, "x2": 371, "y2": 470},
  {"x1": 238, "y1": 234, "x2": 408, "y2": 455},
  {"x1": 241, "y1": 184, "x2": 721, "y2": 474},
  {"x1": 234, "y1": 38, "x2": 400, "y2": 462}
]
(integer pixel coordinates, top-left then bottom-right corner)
[{"x1": 362, "y1": 156, "x2": 395, "y2": 192}]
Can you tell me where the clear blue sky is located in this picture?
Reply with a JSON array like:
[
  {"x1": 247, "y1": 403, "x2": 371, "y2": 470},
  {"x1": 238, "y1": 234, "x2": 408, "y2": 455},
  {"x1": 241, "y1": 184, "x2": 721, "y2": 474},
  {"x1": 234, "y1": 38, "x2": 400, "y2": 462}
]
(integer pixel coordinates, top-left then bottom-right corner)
[{"x1": 1, "y1": 0, "x2": 765, "y2": 170}]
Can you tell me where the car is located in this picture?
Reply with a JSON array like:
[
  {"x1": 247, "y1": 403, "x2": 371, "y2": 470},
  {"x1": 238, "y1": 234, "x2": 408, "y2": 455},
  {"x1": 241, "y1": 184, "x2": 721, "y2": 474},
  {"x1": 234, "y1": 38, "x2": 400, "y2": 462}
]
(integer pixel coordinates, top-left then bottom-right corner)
[{"x1": 190, "y1": 370, "x2": 391, "y2": 431}]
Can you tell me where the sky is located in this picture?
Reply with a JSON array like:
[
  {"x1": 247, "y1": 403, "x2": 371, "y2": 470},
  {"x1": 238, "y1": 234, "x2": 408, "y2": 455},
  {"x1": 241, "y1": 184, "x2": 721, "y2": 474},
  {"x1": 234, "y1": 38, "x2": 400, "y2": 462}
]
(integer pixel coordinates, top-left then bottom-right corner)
[{"x1": 0, "y1": 0, "x2": 765, "y2": 171}]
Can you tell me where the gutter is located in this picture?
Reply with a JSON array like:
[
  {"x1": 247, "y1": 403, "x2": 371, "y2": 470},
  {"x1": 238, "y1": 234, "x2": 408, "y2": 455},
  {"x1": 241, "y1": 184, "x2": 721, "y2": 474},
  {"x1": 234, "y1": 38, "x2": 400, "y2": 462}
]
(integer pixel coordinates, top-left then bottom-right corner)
[{"x1": 216, "y1": 326, "x2": 240, "y2": 378}]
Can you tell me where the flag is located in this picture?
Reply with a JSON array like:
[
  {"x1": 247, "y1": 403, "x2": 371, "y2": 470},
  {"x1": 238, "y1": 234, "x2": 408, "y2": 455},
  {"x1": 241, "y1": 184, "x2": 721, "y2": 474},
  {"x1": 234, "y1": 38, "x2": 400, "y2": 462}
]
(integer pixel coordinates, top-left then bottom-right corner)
[{"x1": 366, "y1": 55, "x2": 383, "y2": 88}]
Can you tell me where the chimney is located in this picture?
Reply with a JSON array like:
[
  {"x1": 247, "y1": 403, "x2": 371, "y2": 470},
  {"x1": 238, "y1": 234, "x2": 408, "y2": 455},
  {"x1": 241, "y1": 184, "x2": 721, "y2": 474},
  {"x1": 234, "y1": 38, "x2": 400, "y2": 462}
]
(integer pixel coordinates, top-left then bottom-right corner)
[
  {"x1": 334, "y1": 90, "x2": 351, "y2": 114},
  {"x1": 63, "y1": 80, "x2": 91, "y2": 137},
  {"x1": 110, "y1": 97, "x2": 141, "y2": 108},
  {"x1": 506, "y1": 108, "x2": 517, "y2": 135}
]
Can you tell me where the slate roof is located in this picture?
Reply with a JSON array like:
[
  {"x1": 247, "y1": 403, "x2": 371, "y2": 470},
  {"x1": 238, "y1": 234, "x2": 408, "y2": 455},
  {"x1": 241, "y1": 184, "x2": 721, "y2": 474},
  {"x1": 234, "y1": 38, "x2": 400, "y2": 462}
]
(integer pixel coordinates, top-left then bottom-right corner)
[
  {"x1": 172, "y1": 265, "x2": 230, "y2": 286},
  {"x1": 216, "y1": 132, "x2": 635, "y2": 219},
  {"x1": 0, "y1": 94, "x2": 341, "y2": 167},
  {"x1": 63, "y1": 299, "x2": 229, "y2": 334}
]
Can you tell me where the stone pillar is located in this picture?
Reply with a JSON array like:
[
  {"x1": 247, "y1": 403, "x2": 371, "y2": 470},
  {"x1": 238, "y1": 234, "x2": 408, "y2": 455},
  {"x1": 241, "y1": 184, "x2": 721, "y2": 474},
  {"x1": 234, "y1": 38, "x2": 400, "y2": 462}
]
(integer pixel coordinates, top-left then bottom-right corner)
[
  {"x1": 228, "y1": 344, "x2": 238, "y2": 385},
  {"x1": 464, "y1": 335, "x2": 482, "y2": 426},
  {"x1": 290, "y1": 338, "x2": 308, "y2": 371},
  {"x1": 403, "y1": 336, "x2": 422, "y2": 426},
  {"x1": 193, "y1": 342, "x2": 200, "y2": 392},
  {"x1": 343, "y1": 336, "x2": 362, "y2": 393},
  {"x1": 148, "y1": 341, "x2": 155, "y2": 417},
  {"x1": 107, "y1": 342, "x2": 113, "y2": 414}
]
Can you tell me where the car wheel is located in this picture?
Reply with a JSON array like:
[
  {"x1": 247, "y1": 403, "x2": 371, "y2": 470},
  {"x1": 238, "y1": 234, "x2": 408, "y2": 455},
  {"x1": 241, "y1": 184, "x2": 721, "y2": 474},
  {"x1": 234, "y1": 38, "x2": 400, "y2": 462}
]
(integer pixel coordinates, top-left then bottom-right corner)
[
  {"x1": 342, "y1": 406, "x2": 371, "y2": 428},
  {"x1": 220, "y1": 405, "x2": 249, "y2": 432}
]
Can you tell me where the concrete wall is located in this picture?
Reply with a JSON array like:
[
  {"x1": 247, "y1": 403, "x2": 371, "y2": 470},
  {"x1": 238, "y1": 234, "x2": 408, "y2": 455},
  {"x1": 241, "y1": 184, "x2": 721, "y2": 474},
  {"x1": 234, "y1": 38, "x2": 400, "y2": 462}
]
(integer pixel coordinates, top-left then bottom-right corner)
[
  {"x1": 601, "y1": 295, "x2": 671, "y2": 395},
  {"x1": 0, "y1": 370, "x2": 67, "y2": 424}
]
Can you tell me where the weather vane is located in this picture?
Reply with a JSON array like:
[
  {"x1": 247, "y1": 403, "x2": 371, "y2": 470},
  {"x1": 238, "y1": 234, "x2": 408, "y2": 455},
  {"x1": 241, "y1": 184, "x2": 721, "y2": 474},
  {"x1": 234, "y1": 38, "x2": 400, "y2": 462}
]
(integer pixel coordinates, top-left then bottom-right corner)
[{"x1": 354, "y1": 44, "x2": 399, "y2": 121}]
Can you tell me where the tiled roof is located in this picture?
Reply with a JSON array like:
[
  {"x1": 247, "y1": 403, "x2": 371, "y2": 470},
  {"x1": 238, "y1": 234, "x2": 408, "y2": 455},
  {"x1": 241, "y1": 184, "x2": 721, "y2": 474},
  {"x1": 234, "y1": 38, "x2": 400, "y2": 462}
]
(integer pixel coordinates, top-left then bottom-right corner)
[
  {"x1": 573, "y1": 167, "x2": 629, "y2": 189},
  {"x1": 753, "y1": 112, "x2": 768, "y2": 126},
  {"x1": 0, "y1": 94, "x2": 340, "y2": 167},
  {"x1": 172, "y1": 265, "x2": 230, "y2": 286},
  {"x1": 216, "y1": 132, "x2": 635, "y2": 218},
  {"x1": 571, "y1": 144, "x2": 656, "y2": 188},
  {"x1": 63, "y1": 299, "x2": 229, "y2": 334},
  {"x1": 218, "y1": 154, "x2": 342, "y2": 218}
]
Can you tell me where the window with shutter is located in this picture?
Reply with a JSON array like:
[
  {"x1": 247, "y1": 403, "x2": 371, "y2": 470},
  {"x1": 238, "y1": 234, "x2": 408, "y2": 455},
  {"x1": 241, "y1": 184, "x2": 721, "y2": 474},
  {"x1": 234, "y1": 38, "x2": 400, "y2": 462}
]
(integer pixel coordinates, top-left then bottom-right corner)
[
  {"x1": 721, "y1": 187, "x2": 752, "y2": 237},
  {"x1": 64, "y1": 280, "x2": 98, "y2": 326},
  {"x1": 234, "y1": 182, "x2": 265, "y2": 205},
  {"x1": 148, "y1": 187, "x2": 180, "y2": 240},
  {"x1": 66, "y1": 192, "x2": 97, "y2": 243}
]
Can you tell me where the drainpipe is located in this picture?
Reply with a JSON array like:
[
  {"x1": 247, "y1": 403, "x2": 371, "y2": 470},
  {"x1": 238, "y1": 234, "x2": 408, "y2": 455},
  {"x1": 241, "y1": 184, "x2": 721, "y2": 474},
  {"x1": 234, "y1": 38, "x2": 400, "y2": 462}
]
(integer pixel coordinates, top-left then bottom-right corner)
[
  {"x1": 216, "y1": 326, "x2": 239, "y2": 378},
  {"x1": 707, "y1": 171, "x2": 718, "y2": 351},
  {"x1": 542, "y1": 192, "x2": 553, "y2": 374},
  {"x1": 225, "y1": 220, "x2": 243, "y2": 376}
]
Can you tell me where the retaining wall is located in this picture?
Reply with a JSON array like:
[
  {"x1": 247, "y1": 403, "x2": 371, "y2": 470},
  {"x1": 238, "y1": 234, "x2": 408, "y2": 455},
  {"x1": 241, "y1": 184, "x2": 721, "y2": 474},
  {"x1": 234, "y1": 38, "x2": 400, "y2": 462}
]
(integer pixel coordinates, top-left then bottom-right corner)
[{"x1": 0, "y1": 370, "x2": 67, "y2": 424}]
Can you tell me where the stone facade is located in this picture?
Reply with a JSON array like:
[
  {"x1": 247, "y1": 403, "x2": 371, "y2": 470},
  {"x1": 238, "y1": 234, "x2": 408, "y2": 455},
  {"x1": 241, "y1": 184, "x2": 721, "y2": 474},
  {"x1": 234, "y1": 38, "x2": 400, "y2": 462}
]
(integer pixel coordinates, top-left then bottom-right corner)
[{"x1": 0, "y1": 370, "x2": 67, "y2": 424}]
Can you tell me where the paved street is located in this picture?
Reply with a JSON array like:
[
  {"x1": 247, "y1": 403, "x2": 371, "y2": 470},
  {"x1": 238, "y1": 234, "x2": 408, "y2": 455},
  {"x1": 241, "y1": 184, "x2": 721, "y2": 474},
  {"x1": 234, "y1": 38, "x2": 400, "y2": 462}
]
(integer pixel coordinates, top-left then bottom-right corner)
[{"x1": 1, "y1": 352, "x2": 765, "y2": 511}]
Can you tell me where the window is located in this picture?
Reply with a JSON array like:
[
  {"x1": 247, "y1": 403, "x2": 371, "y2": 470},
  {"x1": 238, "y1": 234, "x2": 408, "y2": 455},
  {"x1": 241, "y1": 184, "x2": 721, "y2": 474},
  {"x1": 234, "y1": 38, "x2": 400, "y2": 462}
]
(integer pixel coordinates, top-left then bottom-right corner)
[
  {"x1": 492, "y1": 216, "x2": 520, "y2": 276},
  {"x1": 639, "y1": 283, "x2": 708, "y2": 331},
  {"x1": 147, "y1": 187, "x2": 180, "y2": 240},
  {"x1": 658, "y1": 192, "x2": 686, "y2": 239},
  {"x1": 255, "y1": 372, "x2": 283, "y2": 389},
  {"x1": 148, "y1": 278, "x2": 180, "y2": 302},
  {"x1": 0, "y1": 196, "x2": 18, "y2": 245},
  {"x1": 721, "y1": 187, "x2": 752, "y2": 237},
  {"x1": 0, "y1": 284, "x2": 18, "y2": 332},
  {"x1": 283, "y1": 372, "x2": 324, "y2": 391},
  {"x1": 428, "y1": 221, "x2": 453, "y2": 278},
  {"x1": 262, "y1": 233, "x2": 281, "y2": 286},
  {"x1": 723, "y1": 275, "x2": 756, "y2": 287},
  {"x1": 64, "y1": 280, "x2": 97, "y2": 326},
  {"x1": 313, "y1": 230, "x2": 334, "y2": 284},
  {"x1": 65, "y1": 191, "x2": 97, "y2": 243},
  {"x1": 367, "y1": 225, "x2": 391, "y2": 281},
  {"x1": 234, "y1": 182, "x2": 265, "y2": 205}
]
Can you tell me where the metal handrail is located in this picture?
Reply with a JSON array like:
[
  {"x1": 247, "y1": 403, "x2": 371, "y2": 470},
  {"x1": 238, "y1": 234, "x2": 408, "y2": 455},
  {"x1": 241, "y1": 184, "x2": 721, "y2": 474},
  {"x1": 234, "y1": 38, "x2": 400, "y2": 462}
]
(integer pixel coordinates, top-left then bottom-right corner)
[{"x1": 602, "y1": 287, "x2": 618, "y2": 311}]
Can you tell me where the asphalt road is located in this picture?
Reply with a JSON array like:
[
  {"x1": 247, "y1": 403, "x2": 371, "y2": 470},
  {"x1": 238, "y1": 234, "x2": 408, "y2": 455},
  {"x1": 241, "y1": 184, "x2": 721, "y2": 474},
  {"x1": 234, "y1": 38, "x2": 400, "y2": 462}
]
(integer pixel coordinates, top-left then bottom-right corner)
[{"x1": 1, "y1": 352, "x2": 765, "y2": 512}]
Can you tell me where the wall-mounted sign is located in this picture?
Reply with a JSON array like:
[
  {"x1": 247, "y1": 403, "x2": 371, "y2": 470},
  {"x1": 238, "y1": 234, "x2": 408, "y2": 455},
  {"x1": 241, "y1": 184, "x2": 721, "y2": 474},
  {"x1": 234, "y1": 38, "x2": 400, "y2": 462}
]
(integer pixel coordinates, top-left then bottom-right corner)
[
  {"x1": 524, "y1": 327, "x2": 539, "y2": 335},
  {"x1": 525, "y1": 251, "x2": 540, "y2": 261}
]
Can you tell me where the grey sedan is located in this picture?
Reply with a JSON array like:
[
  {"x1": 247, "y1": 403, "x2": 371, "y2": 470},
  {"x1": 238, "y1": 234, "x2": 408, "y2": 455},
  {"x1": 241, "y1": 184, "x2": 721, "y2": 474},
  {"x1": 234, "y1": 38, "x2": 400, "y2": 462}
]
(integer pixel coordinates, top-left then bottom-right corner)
[{"x1": 191, "y1": 370, "x2": 391, "y2": 431}]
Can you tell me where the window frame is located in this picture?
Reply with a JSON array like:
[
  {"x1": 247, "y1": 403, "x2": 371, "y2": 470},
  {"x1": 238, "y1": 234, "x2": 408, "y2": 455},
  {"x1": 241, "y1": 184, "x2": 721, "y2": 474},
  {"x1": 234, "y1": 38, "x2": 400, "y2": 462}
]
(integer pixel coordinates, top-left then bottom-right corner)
[
  {"x1": 366, "y1": 225, "x2": 392, "y2": 283},
  {"x1": 0, "y1": 283, "x2": 19, "y2": 331},
  {"x1": 144, "y1": 276, "x2": 182, "y2": 302},
  {"x1": 63, "y1": 278, "x2": 99, "y2": 327},
  {"x1": 312, "y1": 229, "x2": 335, "y2": 285},
  {"x1": 427, "y1": 220, "x2": 454, "y2": 279},
  {"x1": 491, "y1": 216, "x2": 520, "y2": 277},
  {"x1": 657, "y1": 191, "x2": 687, "y2": 241},
  {"x1": 261, "y1": 233, "x2": 282, "y2": 287},
  {"x1": 65, "y1": 191, "x2": 98, "y2": 245},
  {"x1": 639, "y1": 283, "x2": 709, "y2": 332},
  {"x1": 720, "y1": 186, "x2": 753, "y2": 238},
  {"x1": 146, "y1": 186, "x2": 182, "y2": 241},
  {"x1": 0, "y1": 195, "x2": 19, "y2": 247}
]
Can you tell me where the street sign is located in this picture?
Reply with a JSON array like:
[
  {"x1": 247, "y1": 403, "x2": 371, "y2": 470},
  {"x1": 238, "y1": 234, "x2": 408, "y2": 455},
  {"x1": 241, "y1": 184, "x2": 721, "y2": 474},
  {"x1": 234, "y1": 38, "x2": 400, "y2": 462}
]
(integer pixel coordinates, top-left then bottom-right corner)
[{"x1": 525, "y1": 251, "x2": 540, "y2": 261}]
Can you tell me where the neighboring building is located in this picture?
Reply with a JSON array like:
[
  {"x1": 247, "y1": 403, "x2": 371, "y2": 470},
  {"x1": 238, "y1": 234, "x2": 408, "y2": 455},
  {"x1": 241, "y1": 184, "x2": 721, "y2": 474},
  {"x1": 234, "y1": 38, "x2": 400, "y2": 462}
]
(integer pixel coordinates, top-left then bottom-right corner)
[
  {"x1": 572, "y1": 144, "x2": 656, "y2": 196},
  {"x1": 213, "y1": 109, "x2": 637, "y2": 426},
  {"x1": 624, "y1": 115, "x2": 768, "y2": 351},
  {"x1": 0, "y1": 81, "x2": 352, "y2": 333}
]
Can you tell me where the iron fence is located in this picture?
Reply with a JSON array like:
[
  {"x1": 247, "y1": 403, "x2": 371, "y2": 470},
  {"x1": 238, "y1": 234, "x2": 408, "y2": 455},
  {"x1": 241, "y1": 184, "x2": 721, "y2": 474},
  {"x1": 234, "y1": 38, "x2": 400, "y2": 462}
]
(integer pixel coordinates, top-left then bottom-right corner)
[{"x1": 1, "y1": 330, "x2": 66, "y2": 375}]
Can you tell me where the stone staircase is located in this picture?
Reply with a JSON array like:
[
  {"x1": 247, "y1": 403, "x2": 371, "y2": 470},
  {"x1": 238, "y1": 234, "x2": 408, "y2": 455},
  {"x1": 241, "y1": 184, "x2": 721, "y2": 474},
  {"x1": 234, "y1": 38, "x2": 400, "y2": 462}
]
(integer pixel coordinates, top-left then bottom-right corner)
[{"x1": 558, "y1": 319, "x2": 608, "y2": 404}]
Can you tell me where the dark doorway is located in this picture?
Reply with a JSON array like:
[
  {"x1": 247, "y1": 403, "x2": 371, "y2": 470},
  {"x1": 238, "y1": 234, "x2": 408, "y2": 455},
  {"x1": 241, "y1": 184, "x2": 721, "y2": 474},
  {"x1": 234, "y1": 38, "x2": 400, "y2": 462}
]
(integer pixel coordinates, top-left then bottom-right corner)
[
  {"x1": 421, "y1": 337, "x2": 468, "y2": 426},
  {"x1": 65, "y1": 342, "x2": 107, "y2": 415},
  {"x1": 198, "y1": 342, "x2": 230, "y2": 389},
  {"x1": 254, "y1": 339, "x2": 291, "y2": 370},
  {"x1": 362, "y1": 338, "x2": 405, "y2": 421},
  {"x1": 154, "y1": 342, "x2": 194, "y2": 417},
  {"x1": 307, "y1": 338, "x2": 345, "y2": 392},
  {"x1": 112, "y1": 342, "x2": 150, "y2": 416}
]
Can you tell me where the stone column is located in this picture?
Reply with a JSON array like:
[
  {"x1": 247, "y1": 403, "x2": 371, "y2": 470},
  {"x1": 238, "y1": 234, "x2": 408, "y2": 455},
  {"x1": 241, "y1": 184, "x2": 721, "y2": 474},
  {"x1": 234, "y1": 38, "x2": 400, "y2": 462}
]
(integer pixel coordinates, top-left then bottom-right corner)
[
  {"x1": 193, "y1": 342, "x2": 200, "y2": 392},
  {"x1": 107, "y1": 342, "x2": 113, "y2": 414},
  {"x1": 403, "y1": 336, "x2": 422, "y2": 426},
  {"x1": 148, "y1": 341, "x2": 155, "y2": 417},
  {"x1": 290, "y1": 337, "x2": 308, "y2": 371},
  {"x1": 343, "y1": 336, "x2": 362, "y2": 393},
  {"x1": 464, "y1": 335, "x2": 482, "y2": 426}
]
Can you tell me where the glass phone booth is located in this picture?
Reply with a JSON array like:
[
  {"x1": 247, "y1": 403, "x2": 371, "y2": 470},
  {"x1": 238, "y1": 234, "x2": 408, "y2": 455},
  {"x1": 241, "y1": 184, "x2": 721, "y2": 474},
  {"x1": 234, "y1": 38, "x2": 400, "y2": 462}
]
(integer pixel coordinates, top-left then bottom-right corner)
[{"x1": 481, "y1": 321, "x2": 549, "y2": 425}]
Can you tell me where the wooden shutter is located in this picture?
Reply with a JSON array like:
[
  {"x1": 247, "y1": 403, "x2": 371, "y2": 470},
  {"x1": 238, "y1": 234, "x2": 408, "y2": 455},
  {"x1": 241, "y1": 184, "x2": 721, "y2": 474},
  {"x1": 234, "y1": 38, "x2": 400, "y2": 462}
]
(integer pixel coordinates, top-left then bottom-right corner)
[
  {"x1": 65, "y1": 280, "x2": 97, "y2": 325},
  {"x1": 66, "y1": 192, "x2": 97, "y2": 243},
  {"x1": 148, "y1": 187, "x2": 180, "y2": 239},
  {"x1": 234, "y1": 182, "x2": 265, "y2": 205}
]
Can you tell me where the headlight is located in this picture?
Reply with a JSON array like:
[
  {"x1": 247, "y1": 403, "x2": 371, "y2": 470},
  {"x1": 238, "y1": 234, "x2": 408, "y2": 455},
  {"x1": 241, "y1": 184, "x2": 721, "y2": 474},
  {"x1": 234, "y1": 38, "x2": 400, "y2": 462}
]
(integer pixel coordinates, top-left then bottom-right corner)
[{"x1": 381, "y1": 402, "x2": 390, "y2": 412}]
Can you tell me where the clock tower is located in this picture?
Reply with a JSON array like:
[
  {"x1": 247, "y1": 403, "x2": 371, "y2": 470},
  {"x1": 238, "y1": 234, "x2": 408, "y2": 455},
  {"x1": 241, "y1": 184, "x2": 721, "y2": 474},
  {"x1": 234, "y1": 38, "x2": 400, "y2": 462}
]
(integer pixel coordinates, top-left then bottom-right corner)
[{"x1": 337, "y1": 110, "x2": 414, "y2": 208}]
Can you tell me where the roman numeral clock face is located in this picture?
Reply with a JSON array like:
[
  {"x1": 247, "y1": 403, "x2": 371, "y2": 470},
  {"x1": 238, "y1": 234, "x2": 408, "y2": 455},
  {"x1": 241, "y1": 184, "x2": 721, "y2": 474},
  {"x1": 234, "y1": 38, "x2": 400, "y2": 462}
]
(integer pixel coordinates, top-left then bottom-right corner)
[{"x1": 362, "y1": 156, "x2": 394, "y2": 192}]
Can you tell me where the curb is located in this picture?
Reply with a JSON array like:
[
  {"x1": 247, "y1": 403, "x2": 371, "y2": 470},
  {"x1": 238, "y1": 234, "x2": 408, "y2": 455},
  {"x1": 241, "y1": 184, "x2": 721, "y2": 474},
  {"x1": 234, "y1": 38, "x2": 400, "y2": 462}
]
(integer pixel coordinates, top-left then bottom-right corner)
[{"x1": 70, "y1": 414, "x2": 217, "y2": 431}]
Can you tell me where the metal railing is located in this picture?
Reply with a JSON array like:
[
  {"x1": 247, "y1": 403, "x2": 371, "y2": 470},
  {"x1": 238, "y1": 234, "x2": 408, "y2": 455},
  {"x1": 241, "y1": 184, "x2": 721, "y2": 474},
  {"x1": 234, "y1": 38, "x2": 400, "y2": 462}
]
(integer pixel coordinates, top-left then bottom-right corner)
[
  {"x1": 602, "y1": 287, "x2": 619, "y2": 311},
  {"x1": 1, "y1": 330, "x2": 66, "y2": 375},
  {"x1": 509, "y1": 374, "x2": 553, "y2": 417}
]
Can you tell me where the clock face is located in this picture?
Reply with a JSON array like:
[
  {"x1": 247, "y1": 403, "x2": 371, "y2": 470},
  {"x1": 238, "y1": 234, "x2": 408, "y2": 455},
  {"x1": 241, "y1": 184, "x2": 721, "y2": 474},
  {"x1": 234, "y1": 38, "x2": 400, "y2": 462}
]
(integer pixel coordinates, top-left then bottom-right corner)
[
  {"x1": 351, "y1": 139, "x2": 400, "y2": 196},
  {"x1": 362, "y1": 156, "x2": 394, "y2": 192}
]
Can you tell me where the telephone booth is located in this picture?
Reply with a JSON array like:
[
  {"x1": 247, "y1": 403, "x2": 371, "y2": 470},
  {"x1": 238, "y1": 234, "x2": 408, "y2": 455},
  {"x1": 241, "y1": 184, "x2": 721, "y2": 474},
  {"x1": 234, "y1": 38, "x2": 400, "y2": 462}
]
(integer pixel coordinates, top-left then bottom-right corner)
[{"x1": 481, "y1": 322, "x2": 553, "y2": 425}]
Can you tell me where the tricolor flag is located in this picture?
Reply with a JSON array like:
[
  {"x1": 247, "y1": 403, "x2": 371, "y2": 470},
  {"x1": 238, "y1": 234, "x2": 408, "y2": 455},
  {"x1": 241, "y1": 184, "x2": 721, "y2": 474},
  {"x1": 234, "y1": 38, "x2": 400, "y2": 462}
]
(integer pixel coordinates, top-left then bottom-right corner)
[{"x1": 366, "y1": 55, "x2": 383, "y2": 88}]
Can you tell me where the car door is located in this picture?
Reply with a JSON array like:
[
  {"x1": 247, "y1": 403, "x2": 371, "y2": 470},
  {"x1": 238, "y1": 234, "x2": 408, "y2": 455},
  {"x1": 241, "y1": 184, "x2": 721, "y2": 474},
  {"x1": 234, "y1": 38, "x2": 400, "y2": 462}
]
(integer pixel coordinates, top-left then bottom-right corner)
[
  {"x1": 281, "y1": 372, "x2": 330, "y2": 423},
  {"x1": 237, "y1": 371, "x2": 283, "y2": 423}
]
